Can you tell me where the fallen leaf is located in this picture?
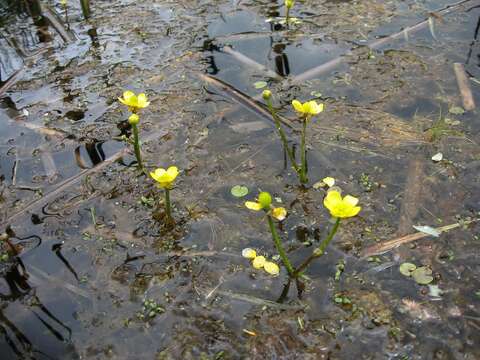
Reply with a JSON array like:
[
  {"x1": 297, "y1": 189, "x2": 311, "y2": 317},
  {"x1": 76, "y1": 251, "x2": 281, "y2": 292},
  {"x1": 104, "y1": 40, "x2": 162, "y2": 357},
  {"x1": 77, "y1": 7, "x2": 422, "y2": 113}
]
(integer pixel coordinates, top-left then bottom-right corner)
[
  {"x1": 431, "y1": 153, "x2": 443, "y2": 162},
  {"x1": 412, "y1": 225, "x2": 441, "y2": 237}
]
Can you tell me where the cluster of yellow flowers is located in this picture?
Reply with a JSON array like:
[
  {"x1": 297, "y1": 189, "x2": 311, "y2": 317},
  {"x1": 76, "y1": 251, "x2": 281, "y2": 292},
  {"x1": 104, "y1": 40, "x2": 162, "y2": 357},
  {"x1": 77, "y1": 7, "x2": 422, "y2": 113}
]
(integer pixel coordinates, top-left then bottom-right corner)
[{"x1": 242, "y1": 248, "x2": 280, "y2": 276}]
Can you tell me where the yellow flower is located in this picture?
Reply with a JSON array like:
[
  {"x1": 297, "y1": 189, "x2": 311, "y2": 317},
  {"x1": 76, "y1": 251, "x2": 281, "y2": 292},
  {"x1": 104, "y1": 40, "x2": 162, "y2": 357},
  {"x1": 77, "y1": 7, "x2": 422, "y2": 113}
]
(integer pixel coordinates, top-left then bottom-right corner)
[
  {"x1": 150, "y1": 166, "x2": 179, "y2": 189},
  {"x1": 271, "y1": 207, "x2": 287, "y2": 221},
  {"x1": 252, "y1": 256, "x2": 266, "y2": 269},
  {"x1": 292, "y1": 99, "x2": 324, "y2": 117},
  {"x1": 242, "y1": 248, "x2": 257, "y2": 259},
  {"x1": 323, "y1": 190, "x2": 361, "y2": 218},
  {"x1": 264, "y1": 261, "x2": 280, "y2": 275},
  {"x1": 245, "y1": 191, "x2": 272, "y2": 211},
  {"x1": 118, "y1": 91, "x2": 150, "y2": 111},
  {"x1": 285, "y1": 0, "x2": 294, "y2": 9}
]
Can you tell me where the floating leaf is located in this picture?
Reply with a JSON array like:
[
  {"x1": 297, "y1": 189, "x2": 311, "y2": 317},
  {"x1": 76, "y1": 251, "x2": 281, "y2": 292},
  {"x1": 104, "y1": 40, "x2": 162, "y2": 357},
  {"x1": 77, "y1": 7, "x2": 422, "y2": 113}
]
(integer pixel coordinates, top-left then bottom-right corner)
[
  {"x1": 231, "y1": 185, "x2": 249, "y2": 198},
  {"x1": 412, "y1": 266, "x2": 434, "y2": 285},
  {"x1": 310, "y1": 91, "x2": 322, "y2": 98},
  {"x1": 253, "y1": 81, "x2": 268, "y2": 89},
  {"x1": 399, "y1": 262, "x2": 417, "y2": 277},
  {"x1": 412, "y1": 225, "x2": 441, "y2": 237},
  {"x1": 431, "y1": 153, "x2": 443, "y2": 162},
  {"x1": 449, "y1": 106, "x2": 465, "y2": 115}
]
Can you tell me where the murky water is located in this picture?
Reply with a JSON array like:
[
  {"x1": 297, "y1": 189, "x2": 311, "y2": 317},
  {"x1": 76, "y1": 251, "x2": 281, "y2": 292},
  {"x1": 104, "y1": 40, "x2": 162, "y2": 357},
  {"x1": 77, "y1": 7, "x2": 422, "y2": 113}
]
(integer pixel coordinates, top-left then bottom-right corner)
[{"x1": 1, "y1": 0, "x2": 480, "y2": 358}]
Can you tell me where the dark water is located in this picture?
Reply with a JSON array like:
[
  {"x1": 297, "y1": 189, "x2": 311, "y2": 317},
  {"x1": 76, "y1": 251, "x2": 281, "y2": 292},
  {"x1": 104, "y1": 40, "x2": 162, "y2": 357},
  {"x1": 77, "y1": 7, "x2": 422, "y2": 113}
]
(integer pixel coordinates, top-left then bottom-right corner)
[{"x1": 0, "y1": 0, "x2": 480, "y2": 359}]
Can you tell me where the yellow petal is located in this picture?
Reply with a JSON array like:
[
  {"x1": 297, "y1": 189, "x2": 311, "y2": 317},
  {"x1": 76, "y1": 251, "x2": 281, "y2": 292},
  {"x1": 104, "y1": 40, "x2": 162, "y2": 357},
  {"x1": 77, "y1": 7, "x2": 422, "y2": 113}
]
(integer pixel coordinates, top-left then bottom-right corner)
[
  {"x1": 166, "y1": 166, "x2": 179, "y2": 182},
  {"x1": 264, "y1": 261, "x2": 280, "y2": 275},
  {"x1": 150, "y1": 168, "x2": 166, "y2": 182},
  {"x1": 322, "y1": 177, "x2": 335, "y2": 188},
  {"x1": 271, "y1": 207, "x2": 287, "y2": 221},
  {"x1": 305, "y1": 100, "x2": 324, "y2": 115},
  {"x1": 292, "y1": 100, "x2": 304, "y2": 113},
  {"x1": 252, "y1": 256, "x2": 266, "y2": 269},
  {"x1": 242, "y1": 248, "x2": 257, "y2": 259},
  {"x1": 346, "y1": 206, "x2": 361, "y2": 217},
  {"x1": 245, "y1": 201, "x2": 262, "y2": 211},
  {"x1": 137, "y1": 93, "x2": 150, "y2": 108},
  {"x1": 323, "y1": 190, "x2": 342, "y2": 211},
  {"x1": 343, "y1": 195, "x2": 359, "y2": 207}
]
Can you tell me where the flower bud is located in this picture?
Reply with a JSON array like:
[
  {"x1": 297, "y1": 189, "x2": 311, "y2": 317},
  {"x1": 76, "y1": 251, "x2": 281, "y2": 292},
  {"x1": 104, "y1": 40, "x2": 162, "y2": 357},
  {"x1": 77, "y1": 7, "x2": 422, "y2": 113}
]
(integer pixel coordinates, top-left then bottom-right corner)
[
  {"x1": 128, "y1": 113, "x2": 140, "y2": 125},
  {"x1": 285, "y1": 0, "x2": 294, "y2": 9},
  {"x1": 262, "y1": 89, "x2": 272, "y2": 101},
  {"x1": 258, "y1": 192, "x2": 272, "y2": 210}
]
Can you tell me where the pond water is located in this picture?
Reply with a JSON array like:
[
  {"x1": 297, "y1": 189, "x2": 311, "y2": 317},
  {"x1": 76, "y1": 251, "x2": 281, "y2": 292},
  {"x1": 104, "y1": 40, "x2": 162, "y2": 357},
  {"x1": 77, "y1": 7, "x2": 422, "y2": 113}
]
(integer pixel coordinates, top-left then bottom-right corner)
[{"x1": 1, "y1": 0, "x2": 480, "y2": 359}]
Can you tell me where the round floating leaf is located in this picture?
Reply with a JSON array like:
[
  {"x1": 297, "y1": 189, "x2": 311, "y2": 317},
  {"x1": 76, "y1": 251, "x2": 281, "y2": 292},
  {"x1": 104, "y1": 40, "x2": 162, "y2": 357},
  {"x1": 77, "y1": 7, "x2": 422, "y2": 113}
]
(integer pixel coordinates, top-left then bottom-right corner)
[
  {"x1": 399, "y1": 262, "x2": 417, "y2": 277},
  {"x1": 253, "y1": 81, "x2": 268, "y2": 89},
  {"x1": 412, "y1": 266, "x2": 434, "y2": 285},
  {"x1": 231, "y1": 185, "x2": 249, "y2": 198}
]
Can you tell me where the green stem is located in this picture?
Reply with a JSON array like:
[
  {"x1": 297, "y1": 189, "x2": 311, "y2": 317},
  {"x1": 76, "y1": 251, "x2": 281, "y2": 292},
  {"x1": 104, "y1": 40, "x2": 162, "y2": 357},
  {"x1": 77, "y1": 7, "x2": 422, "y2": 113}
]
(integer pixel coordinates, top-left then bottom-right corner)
[
  {"x1": 165, "y1": 188, "x2": 172, "y2": 220},
  {"x1": 285, "y1": 7, "x2": 290, "y2": 26},
  {"x1": 267, "y1": 215, "x2": 295, "y2": 276},
  {"x1": 131, "y1": 123, "x2": 143, "y2": 170},
  {"x1": 266, "y1": 99, "x2": 300, "y2": 173},
  {"x1": 299, "y1": 118, "x2": 308, "y2": 184},
  {"x1": 294, "y1": 218, "x2": 341, "y2": 276}
]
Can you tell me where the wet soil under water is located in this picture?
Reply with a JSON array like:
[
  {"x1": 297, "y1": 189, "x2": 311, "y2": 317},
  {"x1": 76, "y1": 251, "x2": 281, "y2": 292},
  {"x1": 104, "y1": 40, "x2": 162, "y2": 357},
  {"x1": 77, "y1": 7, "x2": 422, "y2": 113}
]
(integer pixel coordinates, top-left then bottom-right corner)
[{"x1": 0, "y1": 0, "x2": 480, "y2": 359}]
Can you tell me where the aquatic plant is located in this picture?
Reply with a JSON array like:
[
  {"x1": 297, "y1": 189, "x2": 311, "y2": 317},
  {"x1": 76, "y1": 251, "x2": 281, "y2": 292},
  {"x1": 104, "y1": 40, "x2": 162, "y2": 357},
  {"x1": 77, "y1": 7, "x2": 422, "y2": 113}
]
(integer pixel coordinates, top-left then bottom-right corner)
[
  {"x1": 245, "y1": 191, "x2": 294, "y2": 276},
  {"x1": 263, "y1": 90, "x2": 324, "y2": 184},
  {"x1": 285, "y1": 0, "x2": 294, "y2": 25},
  {"x1": 292, "y1": 99, "x2": 324, "y2": 184},
  {"x1": 118, "y1": 90, "x2": 150, "y2": 170},
  {"x1": 150, "y1": 166, "x2": 179, "y2": 222},
  {"x1": 244, "y1": 188, "x2": 361, "y2": 278},
  {"x1": 294, "y1": 190, "x2": 361, "y2": 276},
  {"x1": 262, "y1": 90, "x2": 300, "y2": 175}
]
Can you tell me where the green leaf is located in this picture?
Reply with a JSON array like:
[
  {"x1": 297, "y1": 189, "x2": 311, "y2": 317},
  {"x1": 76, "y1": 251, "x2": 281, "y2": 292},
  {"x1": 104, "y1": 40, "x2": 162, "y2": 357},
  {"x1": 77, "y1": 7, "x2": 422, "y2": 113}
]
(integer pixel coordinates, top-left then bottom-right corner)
[
  {"x1": 231, "y1": 185, "x2": 249, "y2": 198},
  {"x1": 412, "y1": 266, "x2": 434, "y2": 285},
  {"x1": 399, "y1": 262, "x2": 417, "y2": 277},
  {"x1": 253, "y1": 81, "x2": 268, "y2": 89}
]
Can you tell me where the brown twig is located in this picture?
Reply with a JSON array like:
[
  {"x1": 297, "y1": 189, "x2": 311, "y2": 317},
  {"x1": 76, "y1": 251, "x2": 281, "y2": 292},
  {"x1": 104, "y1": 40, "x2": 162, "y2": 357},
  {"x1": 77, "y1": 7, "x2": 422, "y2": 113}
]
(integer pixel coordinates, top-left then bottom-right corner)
[{"x1": 454, "y1": 62, "x2": 476, "y2": 110}]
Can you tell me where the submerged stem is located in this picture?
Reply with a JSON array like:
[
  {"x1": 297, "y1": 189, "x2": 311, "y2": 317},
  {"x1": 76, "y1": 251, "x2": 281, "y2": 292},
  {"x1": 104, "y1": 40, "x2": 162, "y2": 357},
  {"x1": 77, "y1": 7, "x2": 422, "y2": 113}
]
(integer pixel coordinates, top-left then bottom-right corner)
[
  {"x1": 266, "y1": 99, "x2": 300, "y2": 173},
  {"x1": 165, "y1": 188, "x2": 172, "y2": 220},
  {"x1": 294, "y1": 218, "x2": 341, "y2": 276},
  {"x1": 299, "y1": 118, "x2": 308, "y2": 184},
  {"x1": 131, "y1": 123, "x2": 143, "y2": 170},
  {"x1": 267, "y1": 215, "x2": 295, "y2": 276}
]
